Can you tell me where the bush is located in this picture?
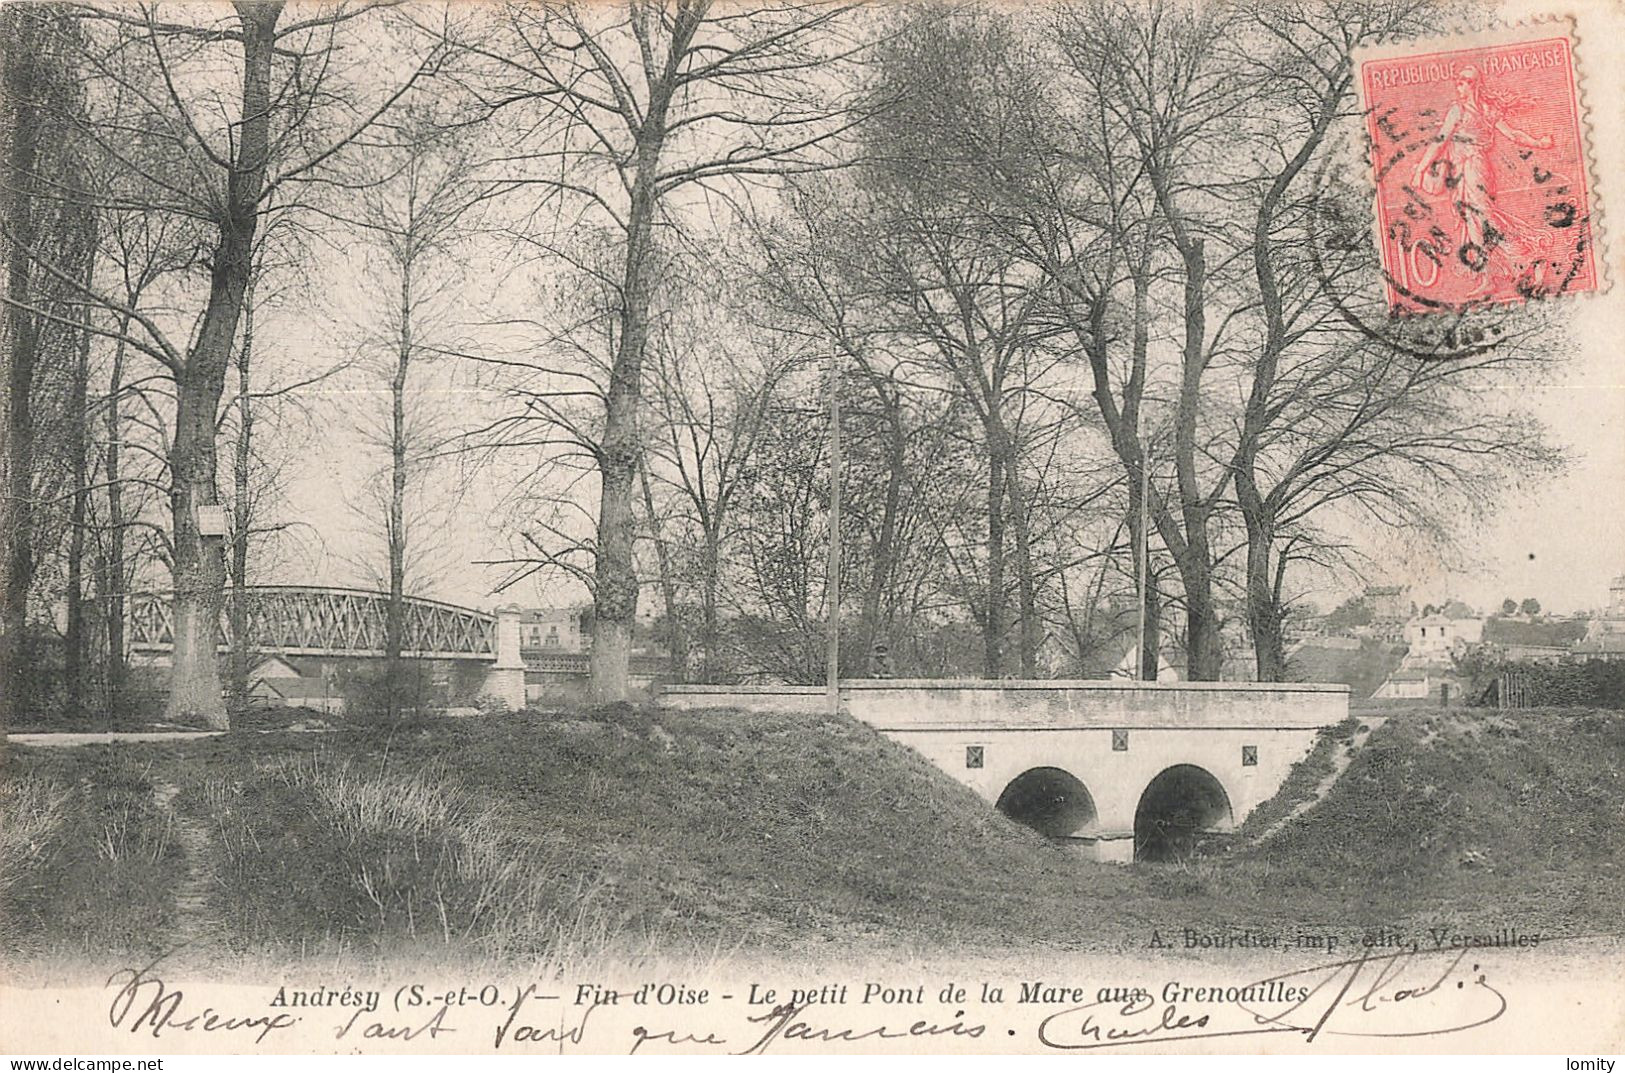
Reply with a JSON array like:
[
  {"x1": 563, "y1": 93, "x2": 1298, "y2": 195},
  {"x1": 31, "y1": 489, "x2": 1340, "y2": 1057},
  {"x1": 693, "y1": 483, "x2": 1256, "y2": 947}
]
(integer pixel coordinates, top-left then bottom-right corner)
[
  {"x1": 337, "y1": 663, "x2": 445, "y2": 722},
  {"x1": 1463, "y1": 657, "x2": 1625, "y2": 709}
]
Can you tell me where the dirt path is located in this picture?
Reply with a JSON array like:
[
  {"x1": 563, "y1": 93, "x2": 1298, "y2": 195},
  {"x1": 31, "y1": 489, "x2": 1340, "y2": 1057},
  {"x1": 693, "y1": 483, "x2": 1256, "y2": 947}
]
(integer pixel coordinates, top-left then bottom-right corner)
[
  {"x1": 151, "y1": 780, "x2": 219, "y2": 965},
  {"x1": 11, "y1": 731, "x2": 225, "y2": 747},
  {"x1": 1254, "y1": 716, "x2": 1387, "y2": 844}
]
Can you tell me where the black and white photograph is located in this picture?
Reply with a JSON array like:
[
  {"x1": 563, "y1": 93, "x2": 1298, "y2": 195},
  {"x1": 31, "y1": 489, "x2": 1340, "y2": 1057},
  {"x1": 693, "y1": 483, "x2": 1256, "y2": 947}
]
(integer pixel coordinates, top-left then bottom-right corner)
[{"x1": 0, "y1": 0, "x2": 1621, "y2": 1057}]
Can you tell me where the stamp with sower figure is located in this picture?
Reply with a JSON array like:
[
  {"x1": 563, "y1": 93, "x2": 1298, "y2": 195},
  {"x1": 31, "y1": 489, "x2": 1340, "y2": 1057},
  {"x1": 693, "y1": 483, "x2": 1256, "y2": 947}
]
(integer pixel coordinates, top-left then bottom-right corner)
[{"x1": 1360, "y1": 25, "x2": 1600, "y2": 313}]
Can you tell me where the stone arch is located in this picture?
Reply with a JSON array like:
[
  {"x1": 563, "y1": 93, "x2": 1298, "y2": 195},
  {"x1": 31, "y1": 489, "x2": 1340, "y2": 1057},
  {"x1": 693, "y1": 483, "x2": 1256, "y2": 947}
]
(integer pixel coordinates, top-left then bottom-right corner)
[
  {"x1": 1133, "y1": 764, "x2": 1233, "y2": 862},
  {"x1": 995, "y1": 766, "x2": 1097, "y2": 838}
]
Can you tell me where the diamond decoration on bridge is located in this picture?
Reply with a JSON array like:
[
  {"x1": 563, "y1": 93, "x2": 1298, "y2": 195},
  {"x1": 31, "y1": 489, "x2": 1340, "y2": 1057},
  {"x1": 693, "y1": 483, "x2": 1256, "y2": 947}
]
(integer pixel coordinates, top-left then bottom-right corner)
[
  {"x1": 1112, "y1": 729, "x2": 1129, "y2": 752},
  {"x1": 965, "y1": 746, "x2": 984, "y2": 769},
  {"x1": 1242, "y1": 745, "x2": 1258, "y2": 767}
]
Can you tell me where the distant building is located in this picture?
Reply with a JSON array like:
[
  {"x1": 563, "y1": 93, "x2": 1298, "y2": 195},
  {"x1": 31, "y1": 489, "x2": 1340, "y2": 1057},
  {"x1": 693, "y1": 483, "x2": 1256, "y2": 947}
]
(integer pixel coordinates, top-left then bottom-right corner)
[
  {"x1": 1372, "y1": 666, "x2": 1463, "y2": 702},
  {"x1": 1572, "y1": 575, "x2": 1625, "y2": 662},
  {"x1": 518, "y1": 606, "x2": 589, "y2": 653},
  {"x1": 246, "y1": 654, "x2": 343, "y2": 712},
  {"x1": 248, "y1": 675, "x2": 345, "y2": 713},
  {"x1": 1287, "y1": 636, "x2": 1404, "y2": 699},
  {"x1": 1405, "y1": 613, "x2": 1483, "y2": 659},
  {"x1": 1480, "y1": 616, "x2": 1588, "y2": 660},
  {"x1": 1372, "y1": 601, "x2": 1479, "y2": 702}
]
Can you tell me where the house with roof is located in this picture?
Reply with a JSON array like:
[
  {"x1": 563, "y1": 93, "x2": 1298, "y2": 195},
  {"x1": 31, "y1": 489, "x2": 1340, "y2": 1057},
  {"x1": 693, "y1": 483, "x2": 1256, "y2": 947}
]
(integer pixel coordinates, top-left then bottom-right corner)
[
  {"x1": 1372, "y1": 603, "x2": 1481, "y2": 702},
  {"x1": 1405, "y1": 612, "x2": 1482, "y2": 660},
  {"x1": 247, "y1": 673, "x2": 343, "y2": 712},
  {"x1": 1572, "y1": 575, "x2": 1625, "y2": 662},
  {"x1": 1479, "y1": 616, "x2": 1582, "y2": 663}
]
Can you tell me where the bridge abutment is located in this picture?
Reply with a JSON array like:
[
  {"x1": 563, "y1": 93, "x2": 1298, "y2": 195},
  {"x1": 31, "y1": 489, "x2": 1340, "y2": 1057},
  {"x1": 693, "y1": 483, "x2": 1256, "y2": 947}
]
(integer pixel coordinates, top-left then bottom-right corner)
[{"x1": 482, "y1": 605, "x2": 528, "y2": 711}]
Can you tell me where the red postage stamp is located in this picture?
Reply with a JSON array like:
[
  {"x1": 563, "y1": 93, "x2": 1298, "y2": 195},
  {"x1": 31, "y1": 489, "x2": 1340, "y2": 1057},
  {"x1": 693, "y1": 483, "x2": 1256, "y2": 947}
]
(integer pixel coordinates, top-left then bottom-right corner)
[{"x1": 1360, "y1": 27, "x2": 1599, "y2": 313}]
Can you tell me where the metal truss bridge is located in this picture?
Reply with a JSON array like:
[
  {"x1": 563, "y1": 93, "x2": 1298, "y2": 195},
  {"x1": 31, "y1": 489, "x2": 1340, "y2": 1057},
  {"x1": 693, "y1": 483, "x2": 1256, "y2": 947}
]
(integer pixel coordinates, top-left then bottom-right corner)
[{"x1": 127, "y1": 586, "x2": 497, "y2": 660}]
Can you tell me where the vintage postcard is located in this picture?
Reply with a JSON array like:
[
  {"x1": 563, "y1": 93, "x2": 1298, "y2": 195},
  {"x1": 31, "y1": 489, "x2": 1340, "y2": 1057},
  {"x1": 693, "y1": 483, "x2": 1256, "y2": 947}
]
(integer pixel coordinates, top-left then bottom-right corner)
[{"x1": 1, "y1": 0, "x2": 1622, "y2": 1060}]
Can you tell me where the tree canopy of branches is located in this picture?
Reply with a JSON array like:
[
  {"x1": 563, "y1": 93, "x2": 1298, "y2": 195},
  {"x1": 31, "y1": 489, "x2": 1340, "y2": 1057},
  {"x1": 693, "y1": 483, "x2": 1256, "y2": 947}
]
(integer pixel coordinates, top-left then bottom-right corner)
[
  {"x1": 1, "y1": 2, "x2": 444, "y2": 726},
  {"x1": 463, "y1": 0, "x2": 860, "y2": 701}
]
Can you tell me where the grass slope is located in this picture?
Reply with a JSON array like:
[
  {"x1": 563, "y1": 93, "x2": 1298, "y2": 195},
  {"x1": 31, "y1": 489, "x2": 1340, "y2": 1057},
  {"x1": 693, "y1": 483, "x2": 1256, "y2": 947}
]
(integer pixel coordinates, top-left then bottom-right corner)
[
  {"x1": 0, "y1": 748, "x2": 182, "y2": 964},
  {"x1": 2, "y1": 704, "x2": 1620, "y2": 971},
  {"x1": 1234, "y1": 708, "x2": 1625, "y2": 930}
]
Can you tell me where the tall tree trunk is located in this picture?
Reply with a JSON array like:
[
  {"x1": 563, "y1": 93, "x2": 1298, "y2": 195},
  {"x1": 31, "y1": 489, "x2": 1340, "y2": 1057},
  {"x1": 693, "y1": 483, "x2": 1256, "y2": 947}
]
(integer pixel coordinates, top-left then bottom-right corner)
[
  {"x1": 104, "y1": 323, "x2": 128, "y2": 710},
  {"x1": 1127, "y1": 449, "x2": 1149, "y2": 679},
  {"x1": 638, "y1": 458, "x2": 687, "y2": 681},
  {"x1": 1079, "y1": 256, "x2": 1182, "y2": 681},
  {"x1": 165, "y1": 5, "x2": 281, "y2": 728},
  {"x1": 700, "y1": 531, "x2": 722, "y2": 683},
  {"x1": 386, "y1": 256, "x2": 411, "y2": 715},
  {"x1": 1235, "y1": 93, "x2": 1339, "y2": 685},
  {"x1": 2, "y1": 6, "x2": 43, "y2": 736},
  {"x1": 94, "y1": 550, "x2": 112, "y2": 708},
  {"x1": 66, "y1": 219, "x2": 96, "y2": 718},
  {"x1": 590, "y1": 215, "x2": 646, "y2": 699},
  {"x1": 590, "y1": 90, "x2": 674, "y2": 703},
  {"x1": 1169, "y1": 237, "x2": 1221, "y2": 680},
  {"x1": 861, "y1": 393, "x2": 904, "y2": 673},
  {"x1": 1240, "y1": 495, "x2": 1286, "y2": 681},
  {"x1": 1142, "y1": 566, "x2": 1162, "y2": 681},
  {"x1": 229, "y1": 274, "x2": 255, "y2": 706},
  {"x1": 1006, "y1": 458, "x2": 1039, "y2": 677},
  {"x1": 982, "y1": 440, "x2": 1006, "y2": 678}
]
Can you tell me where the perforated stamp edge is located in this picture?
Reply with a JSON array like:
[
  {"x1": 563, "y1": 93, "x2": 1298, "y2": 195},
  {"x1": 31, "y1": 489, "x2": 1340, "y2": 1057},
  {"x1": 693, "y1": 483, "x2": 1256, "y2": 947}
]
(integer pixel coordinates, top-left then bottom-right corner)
[{"x1": 1351, "y1": 11, "x2": 1613, "y2": 313}]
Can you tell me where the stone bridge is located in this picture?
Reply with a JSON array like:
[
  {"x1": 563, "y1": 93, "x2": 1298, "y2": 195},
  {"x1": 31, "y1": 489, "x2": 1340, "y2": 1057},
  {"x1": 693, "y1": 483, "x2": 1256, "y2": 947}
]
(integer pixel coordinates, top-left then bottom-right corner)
[{"x1": 659, "y1": 679, "x2": 1348, "y2": 862}]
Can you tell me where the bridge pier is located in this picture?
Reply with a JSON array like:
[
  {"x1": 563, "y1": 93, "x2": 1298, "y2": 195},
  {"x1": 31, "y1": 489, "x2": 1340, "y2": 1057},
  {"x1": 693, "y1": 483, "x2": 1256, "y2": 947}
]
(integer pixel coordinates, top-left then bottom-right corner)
[{"x1": 481, "y1": 605, "x2": 528, "y2": 711}]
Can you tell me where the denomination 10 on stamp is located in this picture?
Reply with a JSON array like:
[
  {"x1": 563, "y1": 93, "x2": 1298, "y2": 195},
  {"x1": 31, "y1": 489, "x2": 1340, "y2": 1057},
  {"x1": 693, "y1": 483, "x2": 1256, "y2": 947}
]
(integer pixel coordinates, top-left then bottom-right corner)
[{"x1": 1360, "y1": 27, "x2": 1600, "y2": 313}]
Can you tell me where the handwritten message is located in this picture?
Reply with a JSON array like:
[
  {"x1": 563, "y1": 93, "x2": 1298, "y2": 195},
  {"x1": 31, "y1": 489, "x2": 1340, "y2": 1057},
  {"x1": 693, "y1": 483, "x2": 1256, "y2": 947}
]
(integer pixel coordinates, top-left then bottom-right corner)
[{"x1": 83, "y1": 931, "x2": 1564, "y2": 1055}]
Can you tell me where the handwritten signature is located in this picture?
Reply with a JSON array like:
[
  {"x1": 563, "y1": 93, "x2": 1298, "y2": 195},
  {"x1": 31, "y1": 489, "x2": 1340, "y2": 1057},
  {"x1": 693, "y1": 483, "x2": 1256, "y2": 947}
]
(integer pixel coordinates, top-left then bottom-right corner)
[
  {"x1": 1037, "y1": 946, "x2": 1506, "y2": 1051},
  {"x1": 106, "y1": 958, "x2": 299, "y2": 1045}
]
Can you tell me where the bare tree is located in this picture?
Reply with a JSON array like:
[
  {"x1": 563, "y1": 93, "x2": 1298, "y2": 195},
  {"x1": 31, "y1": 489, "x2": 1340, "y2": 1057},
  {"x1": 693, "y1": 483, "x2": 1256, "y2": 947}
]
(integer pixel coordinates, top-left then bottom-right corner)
[
  {"x1": 92, "y1": 200, "x2": 205, "y2": 713},
  {"x1": 645, "y1": 300, "x2": 797, "y2": 681},
  {"x1": 464, "y1": 0, "x2": 861, "y2": 701},
  {"x1": 844, "y1": 13, "x2": 1075, "y2": 677},
  {"x1": 1021, "y1": 0, "x2": 1564, "y2": 680},
  {"x1": 343, "y1": 109, "x2": 482, "y2": 710},
  {"x1": 751, "y1": 176, "x2": 996, "y2": 676},
  {"x1": 1, "y1": 4, "x2": 443, "y2": 726},
  {"x1": 221, "y1": 227, "x2": 327, "y2": 705},
  {"x1": 62, "y1": 209, "x2": 98, "y2": 716}
]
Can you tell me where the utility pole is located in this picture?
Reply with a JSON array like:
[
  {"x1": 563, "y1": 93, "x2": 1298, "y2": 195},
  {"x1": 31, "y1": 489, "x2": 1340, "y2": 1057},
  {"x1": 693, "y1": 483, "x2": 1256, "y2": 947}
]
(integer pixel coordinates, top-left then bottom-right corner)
[
  {"x1": 1136, "y1": 445, "x2": 1151, "y2": 681},
  {"x1": 825, "y1": 351, "x2": 841, "y2": 715}
]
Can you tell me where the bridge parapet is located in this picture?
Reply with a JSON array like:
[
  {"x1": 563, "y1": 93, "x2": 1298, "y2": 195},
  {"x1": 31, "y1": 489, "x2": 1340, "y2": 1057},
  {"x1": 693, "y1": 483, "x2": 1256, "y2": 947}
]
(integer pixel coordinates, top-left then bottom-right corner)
[
  {"x1": 658, "y1": 679, "x2": 1349, "y2": 729},
  {"x1": 836, "y1": 679, "x2": 1348, "y2": 730}
]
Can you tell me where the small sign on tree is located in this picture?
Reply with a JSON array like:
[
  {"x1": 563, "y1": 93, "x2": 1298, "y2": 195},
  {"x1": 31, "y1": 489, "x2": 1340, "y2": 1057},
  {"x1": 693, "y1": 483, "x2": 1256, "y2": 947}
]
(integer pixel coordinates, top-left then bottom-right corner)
[{"x1": 195, "y1": 505, "x2": 227, "y2": 537}]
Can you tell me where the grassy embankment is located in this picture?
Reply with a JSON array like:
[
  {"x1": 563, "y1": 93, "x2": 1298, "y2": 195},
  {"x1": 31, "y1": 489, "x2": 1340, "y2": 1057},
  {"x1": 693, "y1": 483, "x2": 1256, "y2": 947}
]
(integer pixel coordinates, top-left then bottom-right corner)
[
  {"x1": 2, "y1": 704, "x2": 1620, "y2": 973},
  {"x1": 0, "y1": 749, "x2": 184, "y2": 965}
]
